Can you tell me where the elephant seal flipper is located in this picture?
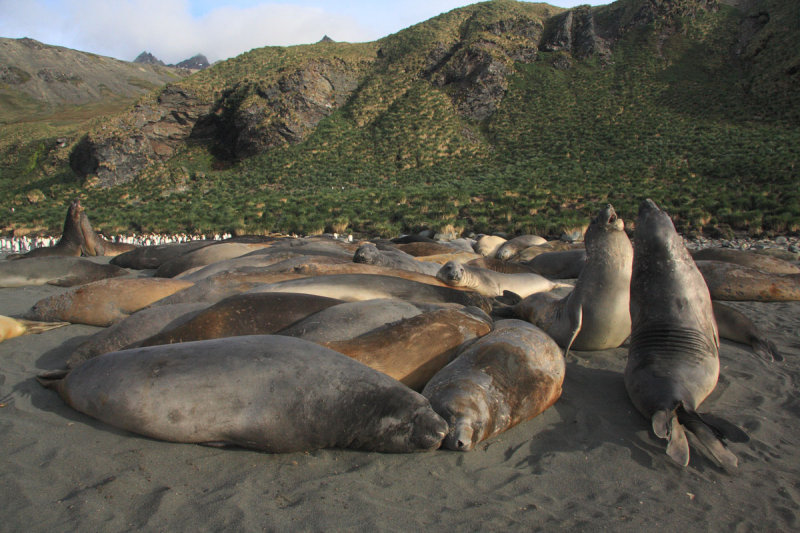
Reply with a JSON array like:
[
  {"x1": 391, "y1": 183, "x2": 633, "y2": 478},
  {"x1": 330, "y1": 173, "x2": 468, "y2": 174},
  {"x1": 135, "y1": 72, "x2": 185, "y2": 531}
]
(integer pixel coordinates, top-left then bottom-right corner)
[
  {"x1": 678, "y1": 409, "x2": 738, "y2": 469},
  {"x1": 712, "y1": 301, "x2": 782, "y2": 362},
  {"x1": 1, "y1": 316, "x2": 70, "y2": 342}
]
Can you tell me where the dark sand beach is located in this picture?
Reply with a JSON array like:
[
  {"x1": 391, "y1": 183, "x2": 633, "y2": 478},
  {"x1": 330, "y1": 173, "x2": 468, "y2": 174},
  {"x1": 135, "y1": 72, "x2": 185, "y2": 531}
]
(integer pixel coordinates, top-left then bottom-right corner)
[{"x1": 1, "y1": 256, "x2": 799, "y2": 531}]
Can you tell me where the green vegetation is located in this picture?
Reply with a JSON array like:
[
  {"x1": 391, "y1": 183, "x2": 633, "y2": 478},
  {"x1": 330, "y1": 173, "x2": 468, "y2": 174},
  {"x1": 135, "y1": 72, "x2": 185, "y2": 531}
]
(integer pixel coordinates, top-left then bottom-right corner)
[{"x1": 1, "y1": 0, "x2": 799, "y2": 238}]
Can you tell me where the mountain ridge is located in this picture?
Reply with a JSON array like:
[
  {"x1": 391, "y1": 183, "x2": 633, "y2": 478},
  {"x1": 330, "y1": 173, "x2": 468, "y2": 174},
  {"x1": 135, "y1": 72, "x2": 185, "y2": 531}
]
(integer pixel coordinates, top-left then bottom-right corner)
[{"x1": 1, "y1": 0, "x2": 799, "y2": 238}]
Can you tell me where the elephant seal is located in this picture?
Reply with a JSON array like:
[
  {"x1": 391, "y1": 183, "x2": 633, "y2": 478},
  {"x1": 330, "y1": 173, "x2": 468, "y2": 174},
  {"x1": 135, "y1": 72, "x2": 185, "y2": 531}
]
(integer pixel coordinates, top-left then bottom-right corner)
[
  {"x1": 0, "y1": 257, "x2": 128, "y2": 288},
  {"x1": 712, "y1": 301, "x2": 782, "y2": 362},
  {"x1": 149, "y1": 271, "x2": 306, "y2": 307},
  {"x1": 0, "y1": 315, "x2": 69, "y2": 342},
  {"x1": 354, "y1": 243, "x2": 441, "y2": 276},
  {"x1": 626, "y1": 199, "x2": 742, "y2": 469},
  {"x1": 692, "y1": 247, "x2": 800, "y2": 275},
  {"x1": 422, "y1": 319, "x2": 564, "y2": 451},
  {"x1": 154, "y1": 242, "x2": 272, "y2": 278},
  {"x1": 247, "y1": 274, "x2": 494, "y2": 313},
  {"x1": 110, "y1": 240, "x2": 216, "y2": 269},
  {"x1": 524, "y1": 249, "x2": 587, "y2": 279},
  {"x1": 515, "y1": 241, "x2": 583, "y2": 262},
  {"x1": 278, "y1": 299, "x2": 424, "y2": 342},
  {"x1": 38, "y1": 335, "x2": 448, "y2": 453},
  {"x1": 508, "y1": 204, "x2": 633, "y2": 353},
  {"x1": 466, "y1": 257, "x2": 538, "y2": 275},
  {"x1": 78, "y1": 209, "x2": 137, "y2": 257},
  {"x1": 9, "y1": 199, "x2": 84, "y2": 259},
  {"x1": 24, "y1": 277, "x2": 194, "y2": 327},
  {"x1": 473, "y1": 235, "x2": 506, "y2": 257},
  {"x1": 695, "y1": 260, "x2": 800, "y2": 301},
  {"x1": 67, "y1": 303, "x2": 209, "y2": 367},
  {"x1": 495, "y1": 235, "x2": 547, "y2": 260},
  {"x1": 321, "y1": 307, "x2": 493, "y2": 390},
  {"x1": 394, "y1": 241, "x2": 462, "y2": 257},
  {"x1": 436, "y1": 260, "x2": 570, "y2": 298},
  {"x1": 137, "y1": 292, "x2": 344, "y2": 347}
]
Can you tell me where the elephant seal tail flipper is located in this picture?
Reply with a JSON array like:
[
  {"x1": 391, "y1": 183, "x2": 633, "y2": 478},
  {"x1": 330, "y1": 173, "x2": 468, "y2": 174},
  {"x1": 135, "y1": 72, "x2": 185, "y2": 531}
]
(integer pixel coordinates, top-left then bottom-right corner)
[
  {"x1": 15, "y1": 318, "x2": 70, "y2": 336},
  {"x1": 678, "y1": 407, "x2": 745, "y2": 470},
  {"x1": 490, "y1": 291, "x2": 522, "y2": 317},
  {"x1": 751, "y1": 336, "x2": 783, "y2": 362},
  {"x1": 653, "y1": 410, "x2": 690, "y2": 467},
  {"x1": 36, "y1": 369, "x2": 69, "y2": 390}
]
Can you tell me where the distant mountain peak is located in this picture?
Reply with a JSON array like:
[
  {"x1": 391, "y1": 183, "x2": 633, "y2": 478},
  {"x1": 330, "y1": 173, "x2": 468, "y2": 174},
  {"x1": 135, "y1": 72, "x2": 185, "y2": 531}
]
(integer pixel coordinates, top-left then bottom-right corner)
[
  {"x1": 174, "y1": 54, "x2": 210, "y2": 70},
  {"x1": 134, "y1": 51, "x2": 165, "y2": 66},
  {"x1": 318, "y1": 35, "x2": 335, "y2": 43}
]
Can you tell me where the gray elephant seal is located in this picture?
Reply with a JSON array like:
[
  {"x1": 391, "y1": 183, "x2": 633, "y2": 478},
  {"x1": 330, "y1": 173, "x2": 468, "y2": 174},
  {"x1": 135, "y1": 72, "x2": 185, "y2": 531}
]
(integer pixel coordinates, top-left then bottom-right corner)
[
  {"x1": 436, "y1": 260, "x2": 570, "y2": 298},
  {"x1": 626, "y1": 199, "x2": 742, "y2": 469},
  {"x1": 38, "y1": 335, "x2": 448, "y2": 453},
  {"x1": 110, "y1": 241, "x2": 216, "y2": 269},
  {"x1": 509, "y1": 204, "x2": 633, "y2": 353},
  {"x1": 354, "y1": 243, "x2": 441, "y2": 276},
  {"x1": 422, "y1": 319, "x2": 564, "y2": 451},
  {"x1": 524, "y1": 249, "x2": 587, "y2": 279},
  {"x1": 0, "y1": 256, "x2": 128, "y2": 288}
]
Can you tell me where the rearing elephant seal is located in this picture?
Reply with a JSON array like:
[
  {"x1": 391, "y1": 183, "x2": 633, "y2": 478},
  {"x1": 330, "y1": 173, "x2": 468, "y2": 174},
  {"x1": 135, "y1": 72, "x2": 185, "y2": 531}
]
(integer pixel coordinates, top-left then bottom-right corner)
[
  {"x1": 422, "y1": 320, "x2": 564, "y2": 451},
  {"x1": 507, "y1": 204, "x2": 633, "y2": 353},
  {"x1": 626, "y1": 199, "x2": 742, "y2": 469},
  {"x1": 38, "y1": 335, "x2": 448, "y2": 453},
  {"x1": 9, "y1": 199, "x2": 84, "y2": 259}
]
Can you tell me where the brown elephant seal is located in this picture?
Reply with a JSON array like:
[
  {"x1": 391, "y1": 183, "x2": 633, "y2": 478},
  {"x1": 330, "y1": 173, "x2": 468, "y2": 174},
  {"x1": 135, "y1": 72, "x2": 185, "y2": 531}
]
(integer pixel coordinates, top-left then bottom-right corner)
[
  {"x1": 626, "y1": 199, "x2": 743, "y2": 469},
  {"x1": 436, "y1": 260, "x2": 570, "y2": 298},
  {"x1": 110, "y1": 240, "x2": 216, "y2": 269},
  {"x1": 354, "y1": 243, "x2": 441, "y2": 276},
  {"x1": 473, "y1": 235, "x2": 507, "y2": 257},
  {"x1": 695, "y1": 260, "x2": 800, "y2": 301},
  {"x1": 523, "y1": 249, "x2": 587, "y2": 279},
  {"x1": 508, "y1": 204, "x2": 633, "y2": 353},
  {"x1": 9, "y1": 199, "x2": 84, "y2": 259},
  {"x1": 78, "y1": 209, "x2": 138, "y2": 257},
  {"x1": 422, "y1": 319, "x2": 564, "y2": 451},
  {"x1": 149, "y1": 271, "x2": 307, "y2": 306},
  {"x1": 66, "y1": 303, "x2": 209, "y2": 367},
  {"x1": 0, "y1": 256, "x2": 128, "y2": 288},
  {"x1": 321, "y1": 307, "x2": 493, "y2": 390},
  {"x1": 0, "y1": 315, "x2": 69, "y2": 342},
  {"x1": 38, "y1": 335, "x2": 448, "y2": 453},
  {"x1": 154, "y1": 242, "x2": 272, "y2": 278},
  {"x1": 247, "y1": 274, "x2": 494, "y2": 313},
  {"x1": 24, "y1": 277, "x2": 194, "y2": 327},
  {"x1": 137, "y1": 292, "x2": 344, "y2": 348},
  {"x1": 691, "y1": 247, "x2": 800, "y2": 275},
  {"x1": 712, "y1": 301, "x2": 782, "y2": 362},
  {"x1": 495, "y1": 235, "x2": 548, "y2": 260},
  {"x1": 278, "y1": 299, "x2": 424, "y2": 342}
]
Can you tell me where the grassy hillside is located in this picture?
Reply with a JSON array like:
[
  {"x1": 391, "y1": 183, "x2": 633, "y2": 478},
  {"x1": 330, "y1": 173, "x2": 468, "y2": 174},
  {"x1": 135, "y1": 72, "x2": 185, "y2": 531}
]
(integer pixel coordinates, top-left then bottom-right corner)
[{"x1": 1, "y1": 0, "x2": 798, "y2": 238}]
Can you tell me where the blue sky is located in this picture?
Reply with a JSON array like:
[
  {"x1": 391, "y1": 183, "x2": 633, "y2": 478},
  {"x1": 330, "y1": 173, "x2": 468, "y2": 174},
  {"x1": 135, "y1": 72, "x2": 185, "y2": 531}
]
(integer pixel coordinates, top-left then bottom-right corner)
[{"x1": 0, "y1": 1, "x2": 610, "y2": 63}]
